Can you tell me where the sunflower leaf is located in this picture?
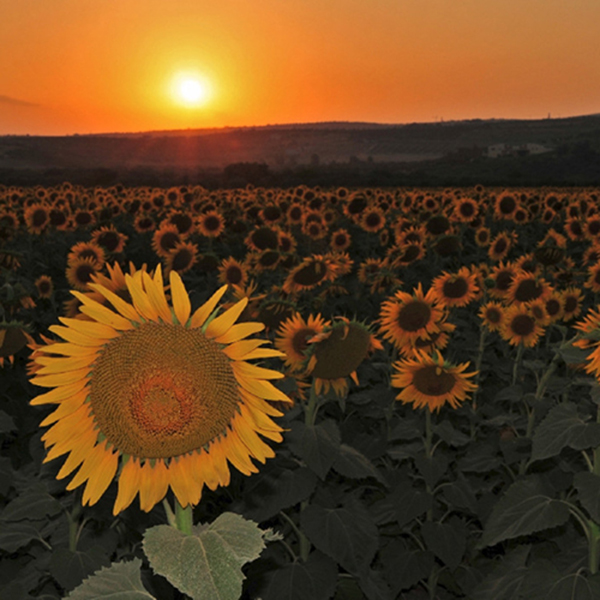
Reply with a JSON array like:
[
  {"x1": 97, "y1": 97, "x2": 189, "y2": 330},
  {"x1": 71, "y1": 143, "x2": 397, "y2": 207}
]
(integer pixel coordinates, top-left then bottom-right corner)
[
  {"x1": 65, "y1": 558, "x2": 155, "y2": 600},
  {"x1": 261, "y1": 551, "x2": 337, "y2": 600},
  {"x1": 300, "y1": 498, "x2": 378, "y2": 575},
  {"x1": 531, "y1": 402, "x2": 600, "y2": 461},
  {"x1": 0, "y1": 490, "x2": 62, "y2": 522},
  {"x1": 143, "y1": 512, "x2": 267, "y2": 600},
  {"x1": 574, "y1": 472, "x2": 600, "y2": 522},
  {"x1": 479, "y1": 476, "x2": 570, "y2": 548},
  {"x1": 287, "y1": 420, "x2": 341, "y2": 480}
]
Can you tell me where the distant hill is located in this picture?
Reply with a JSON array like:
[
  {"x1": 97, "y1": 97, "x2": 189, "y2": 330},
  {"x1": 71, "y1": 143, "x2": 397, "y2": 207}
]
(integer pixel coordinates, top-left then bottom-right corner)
[{"x1": 1, "y1": 114, "x2": 599, "y2": 187}]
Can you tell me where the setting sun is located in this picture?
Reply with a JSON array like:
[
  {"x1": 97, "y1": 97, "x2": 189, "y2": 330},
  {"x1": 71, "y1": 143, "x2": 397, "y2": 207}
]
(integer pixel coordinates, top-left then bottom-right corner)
[{"x1": 171, "y1": 73, "x2": 213, "y2": 108}]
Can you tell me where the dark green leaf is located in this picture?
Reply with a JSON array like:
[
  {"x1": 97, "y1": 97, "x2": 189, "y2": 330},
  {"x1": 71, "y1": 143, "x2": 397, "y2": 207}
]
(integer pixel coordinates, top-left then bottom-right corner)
[
  {"x1": 396, "y1": 488, "x2": 433, "y2": 527},
  {"x1": 494, "y1": 385, "x2": 524, "y2": 403},
  {"x1": 287, "y1": 420, "x2": 341, "y2": 480},
  {"x1": 0, "y1": 410, "x2": 16, "y2": 433},
  {"x1": 471, "y1": 546, "x2": 530, "y2": 600},
  {"x1": 262, "y1": 551, "x2": 337, "y2": 600},
  {"x1": 441, "y1": 477, "x2": 478, "y2": 514},
  {"x1": 50, "y1": 547, "x2": 111, "y2": 593},
  {"x1": 559, "y1": 345, "x2": 591, "y2": 365},
  {"x1": 65, "y1": 559, "x2": 155, "y2": 600},
  {"x1": 332, "y1": 444, "x2": 386, "y2": 484},
  {"x1": 458, "y1": 444, "x2": 502, "y2": 473},
  {"x1": 243, "y1": 467, "x2": 317, "y2": 522},
  {"x1": 300, "y1": 499, "x2": 378, "y2": 575},
  {"x1": 532, "y1": 402, "x2": 600, "y2": 461},
  {"x1": 0, "y1": 457, "x2": 14, "y2": 496},
  {"x1": 574, "y1": 472, "x2": 600, "y2": 522},
  {"x1": 414, "y1": 453, "x2": 448, "y2": 488},
  {"x1": 479, "y1": 476, "x2": 570, "y2": 548},
  {"x1": 388, "y1": 418, "x2": 422, "y2": 441},
  {"x1": 380, "y1": 539, "x2": 434, "y2": 595},
  {"x1": 357, "y1": 569, "x2": 393, "y2": 600},
  {"x1": 521, "y1": 561, "x2": 600, "y2": 600},
  {"x1": 421, "y1": 520, "x2": 466, "y2": 571},
  {"x1": 143, "y1": 512, "x2": 266, "y2": 600},
  {"x1": 434, "y1": 421, "x2": 471, "y2": 447},
  {"x1": 0, "y1": 521, "x2": 43, "y2": 553},
  {"x1": 0, "y1": 490, "x2": 62, "y2": 522}
]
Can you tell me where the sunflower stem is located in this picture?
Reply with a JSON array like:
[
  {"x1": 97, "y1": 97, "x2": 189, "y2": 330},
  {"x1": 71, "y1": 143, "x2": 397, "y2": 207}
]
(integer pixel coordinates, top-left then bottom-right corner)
[
  {"x1": 590, "y1": 521, "x2": 600, "y2": 575},
  {"x1": 68, "y1": 503, "x2": 82, "y2": 552},
  {"x1": 511, "y1": 343, "x2": 524, "y2": 386},
  {"x1": 471, "y1": 324, "x2": 488, "y2": 412},
  {"x1": 175, "y1": 500, "x2": 194, "y2": 535},
  {"x1": 305, "y1": 380, "x2": 319, "y2": 427}
]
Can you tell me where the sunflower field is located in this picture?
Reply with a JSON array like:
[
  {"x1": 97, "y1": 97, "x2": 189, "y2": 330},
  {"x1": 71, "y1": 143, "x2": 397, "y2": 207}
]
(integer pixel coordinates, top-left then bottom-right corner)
[{"x1": 3, "y1": 183, "x2": 600, "y2": 599}]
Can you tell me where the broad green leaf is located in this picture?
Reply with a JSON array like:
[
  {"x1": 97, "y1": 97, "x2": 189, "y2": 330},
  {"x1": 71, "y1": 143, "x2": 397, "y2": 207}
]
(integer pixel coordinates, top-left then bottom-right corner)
[
  {"x1": 559, "y1": 345, "x2": 591, "y2": 365},
  {"x1": 0, "y1": 521, "x2": 43, "y2": 553},
  {"x1": 434, "y1": 421, "x2": 471, "y2": 447},
  {"x1": 300, "y1": 499, "x2": 378, "y2": 575},
  {"x1": 143, "y1": 512, "x2": 266, "y2": 600},
  {"x1": 287, "y1": 420, "x2": 341, "y2": 480},
  {"x1": 0, "y1": 490, "x2": 62, "y2": 522},
  {"x1": 395, "y1": 488, "x2": 433, "y2": 527},
  {"x1": 261, "y1": 551, "x2": 337, "y2": 600},
  {"x1": 243, "y1": 466, "x2": 317, "y2": 522},
  {"x1": 471, "y1": 546, "x2": 530, "y2": 600},
  {"x1": 0, "y1": 410, "x2": 16, "y2": 433},
  {"x1": 521, "y1": 561, "x2": 600, "y2": 600},
  {"x1": 458, "y1": 443, "x2": 502, "y2": 473},
  {"x1": 479, "y1": 476, "x2": 570, "y2": 548},
  {"x1": 421, "y1": 520, "x2": 466, "y2": 571},
  {"x1": 357, "y1": 569, "x2": 393, "y2": 600},
  {"x1": 380, "y1": 539, "x2": 434, "y2": 595},
  {"x1": 441, "y1": 475, "x2": 477, "y2": 513},
  {"x1": 574, "y1": 472, "x2": 600, "y2": 522},
  {"x1": 532, "y1": 402, "x2": 600, "y2": 461},
  {"x1": 494, "y1": 385, "x2": 524, "y2": 403},
  {"x1": 0, "y1": 457, "x2": 14, "y2": 496},
  {"x1": 332, "y1": 444, "x2": 386, "y2": 484},
  {"x1": 66, "y1": 559, "x2": 155, "y2": 600},
  {"x1": 414, "y1": 453, "x2": 448, "y2": 488},
  {"x1": 49, "y1": 547, "x2": 110, "y2": 593},
  {"x1": 388, "y1": 418, "x2": 422, "y2": 441}
]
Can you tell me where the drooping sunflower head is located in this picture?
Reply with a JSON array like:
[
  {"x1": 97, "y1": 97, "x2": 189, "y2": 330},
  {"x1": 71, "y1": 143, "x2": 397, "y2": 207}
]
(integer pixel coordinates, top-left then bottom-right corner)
[
  {"x1": 282, "y1": 255, "x2": 338, "y2": 295},
  {"x1": 164, "y1": 241, "x2": 198, "y2": 275},
  {"x1": 391, "y1": 349, "x2": 478, "y2": 413},
  {"x1": 304, "y1": 319, "x2": 382, "y2": 397},
  {"x1": 29, "y1": 265, "x2": 291, "y2": 515},
  {"x1": 35, "y1": 275, "x2": 54, "y2": 299},
  {"x1": 1, "y1": 320, "x2": 31, "y2": 367},
  {"x1": 91, "y1": 225, "x2": 127, "y2": 254}
]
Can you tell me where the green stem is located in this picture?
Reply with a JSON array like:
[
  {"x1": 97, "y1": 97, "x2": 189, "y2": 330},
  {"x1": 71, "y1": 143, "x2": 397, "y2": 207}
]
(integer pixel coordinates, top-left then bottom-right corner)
[
  {"x1": 305, "y1": 380, "x2": 319, "y2": 427},
  {"x1": 471, "y1": 325, "x2": 488, "y2": 411},
  {"x1": 68, "y1": 504, "x2": 81, "y2": 552},
  {"x1": 590, "y1": 521, "x2": 600, "y2": 575},
  {"x1": 174, "y1": 499, "x2": 193, "y2": 535},
  {"x1": 512, "y1": 343, "x2": 524, "y2": 386}
]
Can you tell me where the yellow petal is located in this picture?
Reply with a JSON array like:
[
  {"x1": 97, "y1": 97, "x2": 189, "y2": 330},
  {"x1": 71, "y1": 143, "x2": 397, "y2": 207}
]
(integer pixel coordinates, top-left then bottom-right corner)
[
  {"x1": 232, "y1": 361, "x2": 285, "y2": 380},
  {"x1": 35, "y1": 353, "x2": 97, "y2": 375},
  {"x1": 55, "y1": 428, "x2": 98, "y2": 479},
  {"x1": 235, "y1": 373, "x2": 291, "y2": 402},
  {"x1": 142, "y1": 270, "x2": 172, "y2": 323},
  {"x1": 190, "y1": 285, "x2": 228, "y2": 329},
  {"x1": 222, "y1": 339, "x2": 269, "y2": 360},
  {"x1": 66, "y1": 441, "x2": 110, "y2": 492},
  {"x1": 239, "y1": 348, "x2": 285, "y2": 360},
  {"x1": 82, "y1": 446, "x2": 118, "y2": 506},
  {"x1": 86, "y1": 284, "x2": 140, "y2": 322},
  {"x1": 232, "y1": 413, "x2": 274, "y2": 464},
  {"x1": 30, "y1": 379, "x2": 89, "y2": 406},
  {"x1": 219, "y1": 429, "x2": 258, "y2": 475},
  {"x1": 73, "y1": 292, "x2": 136, "y2": 331},
  {"x1": 240, "y1": 400, "x2": 283, "y2": 432},
  {"x1": 139, "y1": 460, "x2": 169, "y2": 512},
  {"x1": 39, "y1": 342, "x2": 98, "y2": 357},
  {"x1": 169, "y1": 455, "x2": 202, "y2": 508},
  {"x1": 42, "y1": 403, "x2": 92, "y2": 448},
  {"x1": 49, "y1": 324, "x2": 108, "y2": 347},
  {"x1": 40, "y1": 389, "x2": 88, "y2": 427},
  {"x1": 169, "y1": 271, "x2": 191, "y2": 326},
  {"x1": 205, "y1": 440, "x2": 231, "y2": 489},
  {"x1": 59, "y1": 317, "x2": 119, "y2": 340},
  {"x1": 113, "y1": 457, "x2": 142, "y2": 515},
  {"x1": 239, "y1": 388, "x2": 284, "y2": 417},
  {"x1": 205, "y1": 298, "x2": 248, "y2": 339},
  {"x1": 30, "y1": 366, "x2": 90, "y2": 388},
  {"x1": 126, "y1": 273, "x2": 159, "y2": 322},
  {"x1": 214, "y1": 322, "x2": 265, "y2": 345}
]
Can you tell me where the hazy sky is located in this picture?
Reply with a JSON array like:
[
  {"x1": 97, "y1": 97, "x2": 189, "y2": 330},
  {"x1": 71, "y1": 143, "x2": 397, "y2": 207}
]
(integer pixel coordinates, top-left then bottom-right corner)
[{"x1": 1, "y1": 0, "x2": 599, "y2": 135}]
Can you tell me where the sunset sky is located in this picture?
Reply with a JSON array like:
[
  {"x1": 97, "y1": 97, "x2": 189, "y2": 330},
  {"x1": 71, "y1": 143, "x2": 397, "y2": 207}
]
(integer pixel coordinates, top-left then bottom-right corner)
[{"x1": 2, "y1": 0, "x2": 600, "y2": 136}]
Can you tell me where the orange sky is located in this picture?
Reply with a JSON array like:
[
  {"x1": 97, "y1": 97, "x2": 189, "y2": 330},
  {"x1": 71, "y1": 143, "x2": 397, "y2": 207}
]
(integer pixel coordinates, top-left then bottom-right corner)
[{"x1": 1, "y1": 0, "x2": 599, "y2": 135}]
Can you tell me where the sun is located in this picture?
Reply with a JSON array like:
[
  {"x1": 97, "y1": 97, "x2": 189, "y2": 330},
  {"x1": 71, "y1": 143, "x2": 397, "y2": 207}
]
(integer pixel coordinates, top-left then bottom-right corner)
[{"x1": 171, "y1": 73, "x2": 213, "y2": 107}]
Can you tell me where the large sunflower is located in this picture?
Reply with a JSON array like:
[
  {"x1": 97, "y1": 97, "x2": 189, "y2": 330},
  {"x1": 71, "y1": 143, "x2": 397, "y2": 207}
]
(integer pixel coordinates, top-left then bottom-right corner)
[
  {"x1": 29, "y1": 265, "x2": 291, "y2": 515},
  {"x1": 391, "y1": 350, "x2": 478, "y2": 413}
]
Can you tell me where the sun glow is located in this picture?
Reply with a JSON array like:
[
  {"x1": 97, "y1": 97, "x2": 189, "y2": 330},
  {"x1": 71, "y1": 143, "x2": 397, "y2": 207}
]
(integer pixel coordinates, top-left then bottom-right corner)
[{"x1": 171, "y1": 73, "x2": 213, "y2": 107}]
